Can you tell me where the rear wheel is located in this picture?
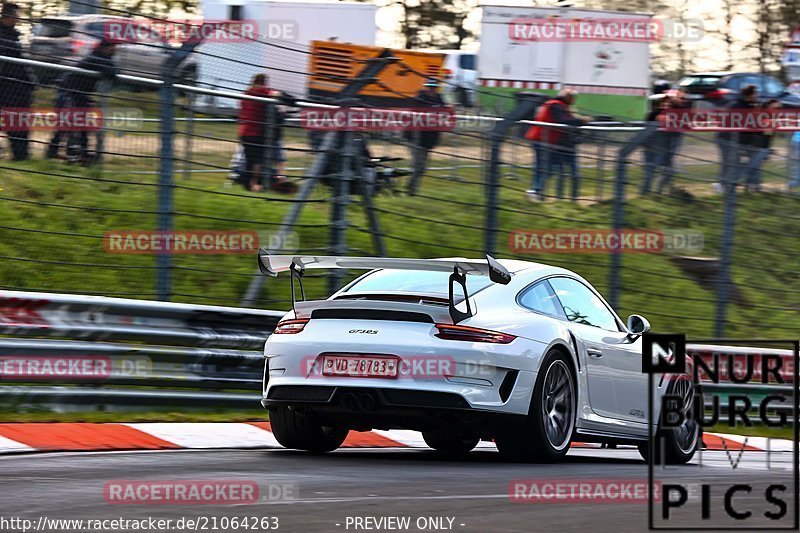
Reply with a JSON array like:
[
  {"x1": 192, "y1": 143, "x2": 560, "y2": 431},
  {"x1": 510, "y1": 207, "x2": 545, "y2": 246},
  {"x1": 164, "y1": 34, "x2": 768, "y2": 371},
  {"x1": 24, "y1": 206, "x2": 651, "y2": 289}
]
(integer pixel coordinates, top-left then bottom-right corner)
[
  {"x1": 422, "y1": 430, "x2": 479, "y2": 454},
  {"x1": 270, "y1": 406, "x2": 348, "y2": 453},
  {"x1": 637, "y1": 375, "x2": 700, "y2": 465},
  {"x1": 495, "y1": 349, "x2": 576, "y2": 462}
]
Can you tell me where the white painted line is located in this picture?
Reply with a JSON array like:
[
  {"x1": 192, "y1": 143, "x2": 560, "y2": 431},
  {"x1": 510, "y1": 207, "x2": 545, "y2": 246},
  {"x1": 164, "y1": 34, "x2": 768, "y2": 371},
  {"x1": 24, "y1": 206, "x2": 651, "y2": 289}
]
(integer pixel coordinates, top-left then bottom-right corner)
[
  {"x1": 124, "y1": 423, "x2": 281, "y2": 449},
  {"x1": 0, "y1": 435, "x2": 34, "y2": 453},
  {"x1": 707, "y1": 432, "x2": 795, "y2": 452},
  {"x1": 372, "y1": 430, "x2": 428, "y2": 448}
]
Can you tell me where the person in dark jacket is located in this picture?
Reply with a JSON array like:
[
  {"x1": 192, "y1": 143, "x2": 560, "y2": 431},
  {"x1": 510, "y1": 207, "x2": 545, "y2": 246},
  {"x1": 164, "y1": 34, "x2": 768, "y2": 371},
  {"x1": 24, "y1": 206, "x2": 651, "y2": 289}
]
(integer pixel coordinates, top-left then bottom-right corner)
[
  {"x1": 743, "y1": 99, "x2": 780, "y2": 192},
  {"x1": 715, "y1": 84, "x2": 758, "y2": 192},
  {"x1": 0, "y1": 3, "x2": 34, "y2": 161},
  {"x1": 641, "y1": 95, "x2": 669, "y2": 195},
  {"x1": 552, "y1": 92, "x2": 589, "y2": 201},
  {"x1": 524, "y1": 89, "x2": 586, "y2": 201},
  {"x1": 653, "y1": 89, "x2": 687, "y2": 194},
  {"x1": 46, "y1": 38, "x2": 118, "y2": 163},
  {"x1": 406, "y1": 79, "x2": 446, "y2": 195}
]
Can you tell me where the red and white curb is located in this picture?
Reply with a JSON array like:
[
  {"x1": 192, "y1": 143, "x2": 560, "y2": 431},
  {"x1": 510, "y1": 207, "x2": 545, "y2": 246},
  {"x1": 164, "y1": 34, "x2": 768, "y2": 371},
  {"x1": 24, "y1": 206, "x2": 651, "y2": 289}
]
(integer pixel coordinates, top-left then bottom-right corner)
[{"x1": 0, "y1": 423, "x2": 790, "y2": 456}]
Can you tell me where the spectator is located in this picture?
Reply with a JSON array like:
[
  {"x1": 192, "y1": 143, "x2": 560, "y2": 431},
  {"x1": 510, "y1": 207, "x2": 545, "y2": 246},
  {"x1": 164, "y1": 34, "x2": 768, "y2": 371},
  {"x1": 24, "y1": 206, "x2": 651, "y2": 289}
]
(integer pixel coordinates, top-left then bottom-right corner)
[
  {"x1": 790, "y1": 131, "x2": 800, "y2": 190},
  {"x1": 743, "y1": 99, "x2": 780, "y2": 192},
  {"x1": 237, "y1": 73, "x2": 273, "y2": 192},
  {"x1": 525, "y1": 89, "x2": 586, "y2": 201},
  {"x1": 46, "y1": 38, "x2": 118, "y2": 163},
  {"x1": 553, "y1": 95, "x2": 589, "y2": 201},
  {"x1": 236, "y1": 73, "x2": 293, "y2": 193},
  {"x1": 641, "y1": 96, "x2": 669, "y2": 195},
  {"x1": 653, "y1": 89, "x2": 687, "y2": 194},
  {"x1": 715, "y1": 84, "x2": 758, "y2": 192},
  {"x1": 0, "y1": 2, "x2": 33, "y2": 161},
  {"x1": 406, "y1": 79, "x2": 446, "y2": 195}
]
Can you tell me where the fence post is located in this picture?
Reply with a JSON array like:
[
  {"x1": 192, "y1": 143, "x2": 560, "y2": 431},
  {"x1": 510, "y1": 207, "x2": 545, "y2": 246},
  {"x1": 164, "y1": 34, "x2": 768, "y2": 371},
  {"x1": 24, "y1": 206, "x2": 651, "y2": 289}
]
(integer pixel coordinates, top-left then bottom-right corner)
[
  {"x1": 182, "y1": 91, "x2": 195, "y2": 181},
  {"x1": 483, "y1": 92, "x2": 545, "y2": 255},
  {"x1": 262, "y1": 102, "x2": 277, "y2": 186},
  {"x1": 94, "y1": 78, "x2": 112, "y2": 171},
  {"x1": 608, "y1": 123, "x2": 659, "y2": 310},
  {"x1": 328, "y1": 131, "x2": 353, "y2": 294},
  {"x1": 595, "y1": 131, "x2": 606, "y2": 200},
  {"x1": 484, "y1": 130, "x2": 501, "y2": 256},
  {"x1": 157, "y1": 41, "x2": 201, "y2": 301},
  {"x1": 714, "y1": 134, "x2": 740, "y2": 337},
  {"x1": 608, "y1": 155, "x2": 626, "y2": 310},
  {"x1": 157, "y1": 70, "x2": 176, "y2": 301}
]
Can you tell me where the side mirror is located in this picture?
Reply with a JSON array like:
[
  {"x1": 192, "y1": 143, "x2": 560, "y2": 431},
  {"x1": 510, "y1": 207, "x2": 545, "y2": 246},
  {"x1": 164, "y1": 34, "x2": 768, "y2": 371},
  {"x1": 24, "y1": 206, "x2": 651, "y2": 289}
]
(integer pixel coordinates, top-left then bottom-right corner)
[{"x1": 627, "y1": 314, "x2": 651, "y2": 335}]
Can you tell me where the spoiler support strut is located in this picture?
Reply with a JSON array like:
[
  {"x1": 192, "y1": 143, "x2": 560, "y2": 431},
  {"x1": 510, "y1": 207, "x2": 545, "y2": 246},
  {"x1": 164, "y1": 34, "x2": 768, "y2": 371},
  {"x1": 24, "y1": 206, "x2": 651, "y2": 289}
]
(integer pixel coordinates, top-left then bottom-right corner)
[
  {"x1": 448, "y1": 266, "x2": 472, "y2": 323},
  {"x1": 289, "y1": 262, "x2": 306, "y2": 316}
]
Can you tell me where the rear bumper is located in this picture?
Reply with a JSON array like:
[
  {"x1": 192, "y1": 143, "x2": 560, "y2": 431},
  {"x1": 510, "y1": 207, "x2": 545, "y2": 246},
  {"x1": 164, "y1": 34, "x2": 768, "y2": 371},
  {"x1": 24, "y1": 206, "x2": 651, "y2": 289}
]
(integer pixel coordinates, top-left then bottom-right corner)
[{"x1": 261, "y1": 384, "x2": 525, "y2": 433}]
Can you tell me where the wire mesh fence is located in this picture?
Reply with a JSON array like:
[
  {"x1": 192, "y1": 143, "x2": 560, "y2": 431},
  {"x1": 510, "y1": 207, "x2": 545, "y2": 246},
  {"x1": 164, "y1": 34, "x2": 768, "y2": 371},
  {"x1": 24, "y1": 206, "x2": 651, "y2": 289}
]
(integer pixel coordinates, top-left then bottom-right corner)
[{"x1": 1, "y1": 7, "x2": 799, "y2": 341}]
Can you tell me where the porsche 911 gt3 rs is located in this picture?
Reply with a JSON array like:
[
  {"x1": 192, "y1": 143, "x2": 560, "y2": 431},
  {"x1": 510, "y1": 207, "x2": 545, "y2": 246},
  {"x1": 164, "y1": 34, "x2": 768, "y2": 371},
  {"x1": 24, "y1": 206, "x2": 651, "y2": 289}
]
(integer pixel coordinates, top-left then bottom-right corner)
[{"x1": 258, "y1": 253, "x2": 699, "y2": 463}]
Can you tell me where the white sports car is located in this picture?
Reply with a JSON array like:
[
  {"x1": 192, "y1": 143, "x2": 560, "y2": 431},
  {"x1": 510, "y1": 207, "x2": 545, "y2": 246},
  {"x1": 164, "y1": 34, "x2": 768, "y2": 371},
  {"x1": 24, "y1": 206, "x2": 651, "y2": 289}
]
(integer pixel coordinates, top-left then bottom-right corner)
[{"x1": 258, "y1": 253, "x2": 699, "y2": 463}]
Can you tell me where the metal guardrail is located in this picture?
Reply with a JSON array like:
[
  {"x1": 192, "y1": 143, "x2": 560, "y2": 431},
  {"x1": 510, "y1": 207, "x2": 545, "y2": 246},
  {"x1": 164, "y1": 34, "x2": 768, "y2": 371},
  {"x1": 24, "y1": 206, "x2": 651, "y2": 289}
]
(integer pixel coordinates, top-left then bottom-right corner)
[
  {"x1": 0, "y1": 290, "x2": 796, "y2": 414},
  {"x1": 0, "y1": 290, "x2": 283, "y2": 410}
]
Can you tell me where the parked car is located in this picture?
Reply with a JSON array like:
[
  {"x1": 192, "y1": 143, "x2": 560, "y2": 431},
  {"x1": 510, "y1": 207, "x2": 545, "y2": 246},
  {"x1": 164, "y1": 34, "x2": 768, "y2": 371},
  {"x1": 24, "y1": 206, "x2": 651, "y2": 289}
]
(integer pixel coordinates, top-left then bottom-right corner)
[
  {"x1": 28, "y1": 14, "x2": 197, "y2": 86},
  {"x1": 677, "y1": 71, "x2": 800, "y2": 108},
  {"x1": 417, "y1": 49, "x2": 478, "y2": 106}
]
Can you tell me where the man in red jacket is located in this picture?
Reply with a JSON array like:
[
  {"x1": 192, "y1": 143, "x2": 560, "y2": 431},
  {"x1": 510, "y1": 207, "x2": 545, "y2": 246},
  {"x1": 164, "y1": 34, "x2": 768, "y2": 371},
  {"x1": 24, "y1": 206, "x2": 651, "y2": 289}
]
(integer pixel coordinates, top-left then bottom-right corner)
[
  {"x1": 524, "y1": 89, "x2": 586, "y2": 201},
  {"x1": 238, "y1": 73, "x2": 275, "y2": 192}
]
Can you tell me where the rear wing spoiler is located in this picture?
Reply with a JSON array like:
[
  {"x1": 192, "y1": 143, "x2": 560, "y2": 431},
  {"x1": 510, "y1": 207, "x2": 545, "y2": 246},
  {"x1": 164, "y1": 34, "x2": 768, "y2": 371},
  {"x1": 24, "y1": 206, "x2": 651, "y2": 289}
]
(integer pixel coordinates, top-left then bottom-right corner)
[{"x1": 257, "y1": 250, "x2": 512, "y2": 322}]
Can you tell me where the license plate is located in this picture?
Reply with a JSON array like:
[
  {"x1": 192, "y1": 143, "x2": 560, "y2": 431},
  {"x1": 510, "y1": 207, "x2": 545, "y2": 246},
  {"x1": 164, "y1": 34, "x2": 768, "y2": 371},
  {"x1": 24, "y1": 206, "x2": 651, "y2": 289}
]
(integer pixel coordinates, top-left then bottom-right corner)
[{"x1": 321, "y1": 355, "x2": 398, "y2": 379}]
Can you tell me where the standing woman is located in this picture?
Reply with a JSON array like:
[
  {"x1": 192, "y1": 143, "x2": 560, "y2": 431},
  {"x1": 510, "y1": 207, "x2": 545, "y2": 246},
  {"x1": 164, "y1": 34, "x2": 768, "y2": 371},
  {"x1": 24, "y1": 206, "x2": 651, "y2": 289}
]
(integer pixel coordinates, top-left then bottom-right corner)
[{"x1": 238, "y1": 73, "x2": 273, "y2": 192}]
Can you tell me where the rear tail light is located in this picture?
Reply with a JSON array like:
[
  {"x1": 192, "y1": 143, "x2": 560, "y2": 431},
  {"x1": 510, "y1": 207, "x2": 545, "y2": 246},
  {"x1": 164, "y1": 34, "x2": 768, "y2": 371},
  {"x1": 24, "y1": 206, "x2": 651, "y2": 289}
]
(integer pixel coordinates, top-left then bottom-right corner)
[
  {"x1": 273, "y1": 318, "x2": 309, "y2": 334},
  {"x1": 706, "y1": 88, "x2": 731, "y2": 100},
  {"x1": 71, "y1": 39, "x2": 86, "y2": 54},
  {"x1": 434, "y1": 324, "x2": 516, "y2": 344}
]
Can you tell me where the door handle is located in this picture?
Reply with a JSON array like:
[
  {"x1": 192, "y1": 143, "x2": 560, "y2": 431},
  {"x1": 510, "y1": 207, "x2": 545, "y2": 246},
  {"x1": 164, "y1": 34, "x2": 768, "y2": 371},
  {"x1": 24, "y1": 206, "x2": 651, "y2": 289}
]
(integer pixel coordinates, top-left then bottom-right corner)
[{"x1": 587, "y1": 348, "x2": 603, "y2": 358}]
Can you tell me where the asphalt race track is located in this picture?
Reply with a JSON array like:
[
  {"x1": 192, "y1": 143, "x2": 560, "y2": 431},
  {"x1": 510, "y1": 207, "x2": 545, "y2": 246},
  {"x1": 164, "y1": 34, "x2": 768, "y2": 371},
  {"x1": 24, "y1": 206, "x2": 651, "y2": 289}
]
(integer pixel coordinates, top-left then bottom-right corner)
[{"x1": 0, "y1": 446, "x2": 795, "y2": 532}]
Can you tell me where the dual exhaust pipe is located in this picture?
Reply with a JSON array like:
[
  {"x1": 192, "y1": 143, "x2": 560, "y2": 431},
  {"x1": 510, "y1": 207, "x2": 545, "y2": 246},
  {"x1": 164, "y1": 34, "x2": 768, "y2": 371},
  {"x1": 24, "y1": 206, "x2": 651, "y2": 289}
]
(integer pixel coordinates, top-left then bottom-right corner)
[{"x1": 340, "y1": 392, "x2": 377, "y2": 411}]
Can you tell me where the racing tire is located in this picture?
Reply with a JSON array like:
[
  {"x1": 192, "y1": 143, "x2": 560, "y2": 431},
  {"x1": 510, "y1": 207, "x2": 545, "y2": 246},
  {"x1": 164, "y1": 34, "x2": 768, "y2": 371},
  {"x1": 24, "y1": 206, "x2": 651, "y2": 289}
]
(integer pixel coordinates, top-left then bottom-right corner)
[
  {"x1": 270, "y1": 406, "x2": 349, "y2": 453},
  {"x1": 637, "y1": 375, "x2": 701, "y2": 465},
  {"x1": 422, "y1": 430, "x2": 479, "y2": 454},
  {"x1": 495, "y1": 349, "x2": 576, "y2": 462}
]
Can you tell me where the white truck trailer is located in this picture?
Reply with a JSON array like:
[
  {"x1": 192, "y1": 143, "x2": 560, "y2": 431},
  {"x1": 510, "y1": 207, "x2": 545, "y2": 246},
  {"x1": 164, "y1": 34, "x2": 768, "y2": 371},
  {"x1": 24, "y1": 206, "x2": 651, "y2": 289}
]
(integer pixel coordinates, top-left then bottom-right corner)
[{"x1": 197, "y1": 0, "x2": 377, "y2": 110}]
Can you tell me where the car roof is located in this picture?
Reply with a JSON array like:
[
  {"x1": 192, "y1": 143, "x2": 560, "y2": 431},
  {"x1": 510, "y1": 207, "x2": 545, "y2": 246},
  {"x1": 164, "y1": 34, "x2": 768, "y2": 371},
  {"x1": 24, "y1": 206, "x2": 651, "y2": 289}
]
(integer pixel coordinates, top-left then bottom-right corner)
[
  {"x1": 436, "y1": 257, "x2": 564, "y2": 275},
  {"x1": 489, "y1": 258, "x2": 580, "y2": 281}
]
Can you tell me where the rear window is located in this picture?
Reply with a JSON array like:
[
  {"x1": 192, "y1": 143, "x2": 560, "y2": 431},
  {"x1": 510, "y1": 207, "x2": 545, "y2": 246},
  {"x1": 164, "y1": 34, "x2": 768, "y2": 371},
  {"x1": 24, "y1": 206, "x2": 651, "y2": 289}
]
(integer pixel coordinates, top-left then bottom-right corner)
[
  {"x1": 459, "y1": 54, "x2": 476, "y2": 71},
  {"x1": 678, "y1": 76, "x2": 722, "y2": 89},
  {"x1": 84, "y1": 22, "x2": 108, "y2": 38},
  {"x1": 34, "y1": 19, "x2": 73, "y2": 38},
  {"x1": 344, "y1": 269, "x2": 493, "y2": 297}
]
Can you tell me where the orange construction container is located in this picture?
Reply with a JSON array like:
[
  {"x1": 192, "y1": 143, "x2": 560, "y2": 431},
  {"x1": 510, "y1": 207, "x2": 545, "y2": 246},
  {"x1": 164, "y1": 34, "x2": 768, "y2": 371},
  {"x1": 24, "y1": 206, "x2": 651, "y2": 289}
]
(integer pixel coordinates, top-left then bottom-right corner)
[{"x1": 308, "y1": 40, "x2": 446, "y2": 106}]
